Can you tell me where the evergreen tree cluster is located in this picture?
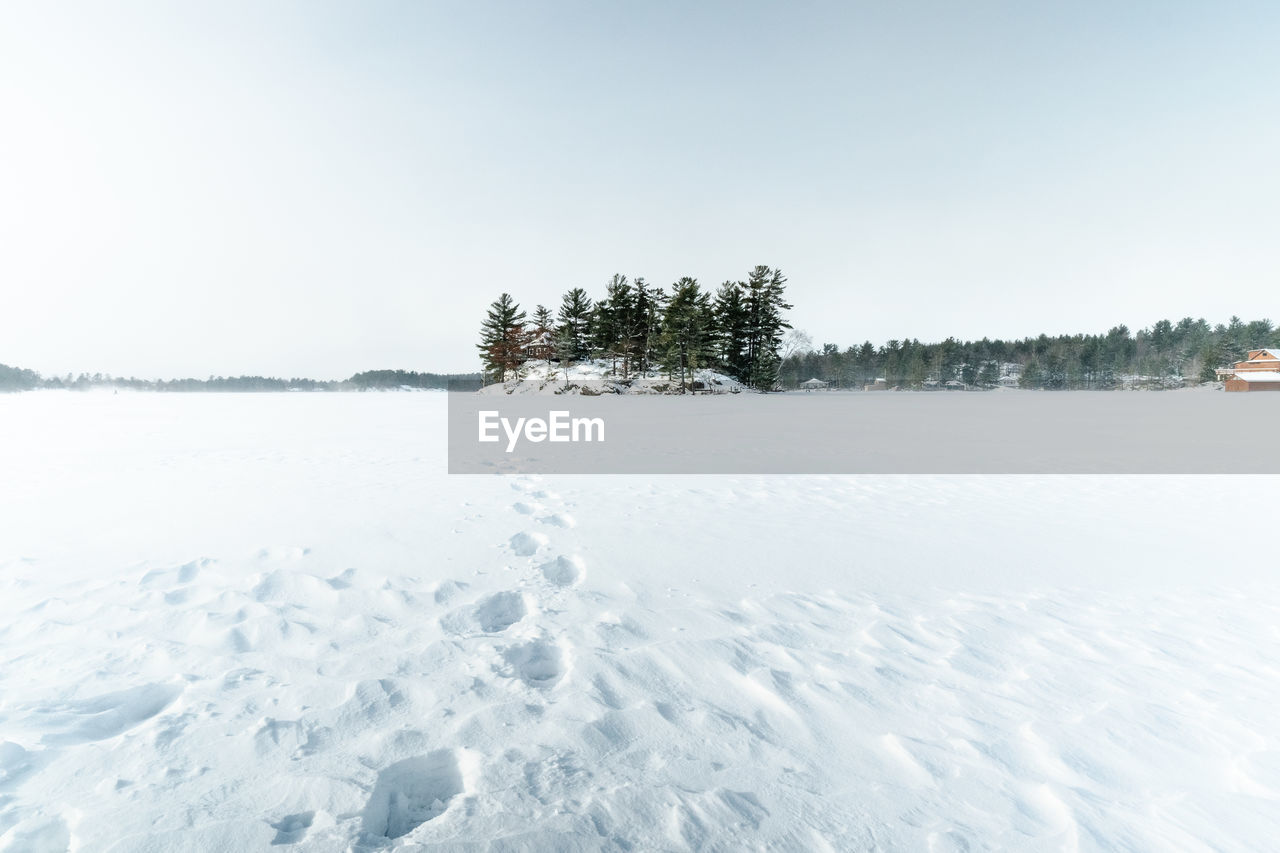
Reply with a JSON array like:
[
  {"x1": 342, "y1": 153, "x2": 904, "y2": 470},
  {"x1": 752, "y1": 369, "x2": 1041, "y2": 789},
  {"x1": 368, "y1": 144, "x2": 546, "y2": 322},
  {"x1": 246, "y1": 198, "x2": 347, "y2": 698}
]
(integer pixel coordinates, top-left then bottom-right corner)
[
  {"x1": 0, "y1": 363, "x2": 41, "y2": 392},
  {"x1": 476, "y1": 266, "x2": 793, "y2": 390},
  {"x1": 775, "y1": 316, "x2": 1278, "y2": 390},
  {"x1": 346, "y1": 370, "x2": 483, "y2": 391}
]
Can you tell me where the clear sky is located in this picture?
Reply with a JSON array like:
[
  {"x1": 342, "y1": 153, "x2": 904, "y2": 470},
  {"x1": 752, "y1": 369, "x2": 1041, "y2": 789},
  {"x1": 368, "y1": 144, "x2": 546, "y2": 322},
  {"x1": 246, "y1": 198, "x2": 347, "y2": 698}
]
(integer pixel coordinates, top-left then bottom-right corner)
[{"x1": 2, "y1": 1, "x2": 1278, "y2": 378}]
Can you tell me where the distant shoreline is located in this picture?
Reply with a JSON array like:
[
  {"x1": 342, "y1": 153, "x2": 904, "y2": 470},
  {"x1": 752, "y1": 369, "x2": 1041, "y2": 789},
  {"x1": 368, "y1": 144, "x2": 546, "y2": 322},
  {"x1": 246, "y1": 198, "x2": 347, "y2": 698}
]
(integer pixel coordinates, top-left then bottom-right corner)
[{"x1": 0, "y1": 367, "x2": 482, "y2": 394}]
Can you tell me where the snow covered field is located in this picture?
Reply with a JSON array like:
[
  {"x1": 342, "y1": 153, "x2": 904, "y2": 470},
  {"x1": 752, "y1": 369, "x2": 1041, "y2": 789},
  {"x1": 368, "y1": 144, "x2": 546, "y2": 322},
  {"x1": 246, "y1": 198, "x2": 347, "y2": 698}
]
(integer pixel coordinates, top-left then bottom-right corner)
[{"x1": 2, "y1": 391, "x2": 1278, "y2": 851}]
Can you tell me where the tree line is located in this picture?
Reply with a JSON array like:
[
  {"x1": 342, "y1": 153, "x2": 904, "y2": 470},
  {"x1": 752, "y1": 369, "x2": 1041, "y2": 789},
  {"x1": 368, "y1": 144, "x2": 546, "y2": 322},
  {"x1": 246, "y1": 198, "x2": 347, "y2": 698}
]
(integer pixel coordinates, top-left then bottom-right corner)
[
  {"x1": 776, "y1": 316, "x2": 1278, "y2": 390},
  {"x1": 8, "y1": 312, "x2": 1271, "y2": 396},
  {"x1": 0, "y1": 367, "x2": 482, "y2": 393},
  {"x1": 477, "y1": 265, "x2": 793, "y2": 389}
]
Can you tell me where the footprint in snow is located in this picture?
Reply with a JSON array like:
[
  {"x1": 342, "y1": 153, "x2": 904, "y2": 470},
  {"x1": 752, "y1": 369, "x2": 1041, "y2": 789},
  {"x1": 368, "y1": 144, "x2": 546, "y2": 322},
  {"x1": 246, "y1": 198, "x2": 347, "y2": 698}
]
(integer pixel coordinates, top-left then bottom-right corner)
[
  {"x1": 473, "y1": 591, "x2": 528, "y2": 632},
  {"x1": 502, "y1": 638, "x2": 566, "y2": 687},
  {"x1": 509, "y1": 532, "x2": 549, "y2": 556},
  {"x1": 269, "y1": 811, "x2": 314, "y2": 845},
  {"x1": 361, "y1": 751, "x2": 464, "y2": 839},
  {"x1": 440, "y1": 591, "x2": 528, "y2": 635},
  {"x1": 537, "y1": 513, "x2": 576, "y2": 528},
  {"x1": 540, "y1": 555, "x2": 585, "y2": 587}
]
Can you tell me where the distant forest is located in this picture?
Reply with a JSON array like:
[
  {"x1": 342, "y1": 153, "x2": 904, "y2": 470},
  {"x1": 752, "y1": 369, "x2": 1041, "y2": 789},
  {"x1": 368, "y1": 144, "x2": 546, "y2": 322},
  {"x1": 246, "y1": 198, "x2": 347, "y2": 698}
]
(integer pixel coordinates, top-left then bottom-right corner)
[
  {"x1": 777, "y1": 316, "x2": 1278, "y2": 390},
  {"x1": 0, "y1": 366, "x2": 482, "y2": 393}
]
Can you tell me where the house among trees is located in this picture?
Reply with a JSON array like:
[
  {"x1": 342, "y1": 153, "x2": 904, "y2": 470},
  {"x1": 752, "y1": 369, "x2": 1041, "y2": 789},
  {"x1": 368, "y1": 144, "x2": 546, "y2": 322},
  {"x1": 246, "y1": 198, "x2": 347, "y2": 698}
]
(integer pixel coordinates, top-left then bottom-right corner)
[
  {"x1": 525, "y1": 329, "x2": 555, "y2": 363},
  {"x1": 1218, "y1": 349, "x2": 1280, "y2": 392},
  {"x1": 800, "y1": 378, "x2": 827, "y2": 391}
]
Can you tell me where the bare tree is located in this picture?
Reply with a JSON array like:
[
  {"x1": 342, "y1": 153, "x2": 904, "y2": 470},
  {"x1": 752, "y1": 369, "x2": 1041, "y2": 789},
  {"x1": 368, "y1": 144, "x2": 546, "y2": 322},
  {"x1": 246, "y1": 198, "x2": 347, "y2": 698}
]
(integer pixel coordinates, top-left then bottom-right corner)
[{"x1": 773, "y1": 329, "x2": 814, "y2": 389}]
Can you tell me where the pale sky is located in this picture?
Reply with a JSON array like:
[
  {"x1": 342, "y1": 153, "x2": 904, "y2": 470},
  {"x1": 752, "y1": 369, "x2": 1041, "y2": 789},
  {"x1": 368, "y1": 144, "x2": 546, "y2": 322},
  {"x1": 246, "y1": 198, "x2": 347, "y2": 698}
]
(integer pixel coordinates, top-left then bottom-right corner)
[{"x1": 2, "y1": 1, "x2": 1278, "y2": 378}]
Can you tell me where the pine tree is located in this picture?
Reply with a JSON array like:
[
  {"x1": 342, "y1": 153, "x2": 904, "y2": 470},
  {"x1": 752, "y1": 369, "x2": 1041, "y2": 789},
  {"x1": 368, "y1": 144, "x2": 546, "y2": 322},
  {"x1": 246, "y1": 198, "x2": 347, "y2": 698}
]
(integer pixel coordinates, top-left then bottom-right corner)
[
  {"x1": 477, "y1": 293, "x2": 529, "y2": 383},
  {"x1": 1224, "y1": 316, "x2": 1246, "y2": 361},
  {"x1": 630, "y1": 278, "x2": 666, "y2": 377},
  {"x1": 592, "y1": 274, "x2": 635, "y2": 377},
  {"x1": 660, "y1": 277, "x2": 713, "y2": 389},
  {"x1": 530, "y1": 304, "x2": 555, "y2": 375},
  {"x1": 742, "y1": 265, "x2": 793, "y2": 389},
  {"x1": 555, "y1": 287, "x2": 594, "y2": 365},
  {"x1": 712, "y1": 281, "x2": 749, "y2": 381},
  {"x1": 857, "y1": 341, "x2": 877, "y2": 386},
  {"x1": 977, "y1": 361, "x2": 999, "y2": 388},
  {"x1": 905, "y1": 351, "x2": 927, "y2": 387},
  {"x1": 532, "y1": 304, "x2": 553, "y2": 333},
  {"x1": 1019, "y1": 360, "x2": 1043, "y2": 389},
  {"x1": 1198, "y1": 340, "x2": 1223, "y2": 382}
]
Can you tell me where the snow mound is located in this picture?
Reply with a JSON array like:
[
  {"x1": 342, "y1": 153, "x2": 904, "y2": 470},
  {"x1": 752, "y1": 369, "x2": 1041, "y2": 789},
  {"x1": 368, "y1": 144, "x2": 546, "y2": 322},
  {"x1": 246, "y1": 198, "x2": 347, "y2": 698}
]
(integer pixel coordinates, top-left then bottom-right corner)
[{"x1": 478, "y1": 360, "x2": 747, "y2": 395}]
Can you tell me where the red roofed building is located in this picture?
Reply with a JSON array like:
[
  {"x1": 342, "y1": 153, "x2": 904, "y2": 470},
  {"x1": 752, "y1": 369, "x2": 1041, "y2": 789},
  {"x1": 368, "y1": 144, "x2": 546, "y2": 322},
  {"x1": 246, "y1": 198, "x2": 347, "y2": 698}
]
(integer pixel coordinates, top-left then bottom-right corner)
[{"x1": 1218, "y1": 349, "x2": 1280, "y2": 391}]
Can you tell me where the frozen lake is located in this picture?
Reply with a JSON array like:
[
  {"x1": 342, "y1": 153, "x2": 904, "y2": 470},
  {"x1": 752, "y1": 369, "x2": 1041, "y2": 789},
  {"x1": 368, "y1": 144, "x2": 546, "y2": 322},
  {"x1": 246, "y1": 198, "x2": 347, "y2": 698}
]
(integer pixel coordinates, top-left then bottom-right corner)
[{"x1": 2, "y1": 391, "x2": 1278, "y2": 850}]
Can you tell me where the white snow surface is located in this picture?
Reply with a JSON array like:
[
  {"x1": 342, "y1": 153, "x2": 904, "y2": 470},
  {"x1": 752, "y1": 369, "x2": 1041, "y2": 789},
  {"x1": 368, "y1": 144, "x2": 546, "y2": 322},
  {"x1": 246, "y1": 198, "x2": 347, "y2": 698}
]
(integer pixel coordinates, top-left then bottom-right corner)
[
  {"x1": 478, "y1": 359, "x2": 745, "y2": 395},
  {"x1": 1, "y1": 391, "x2": 1279, "y2": 851}
]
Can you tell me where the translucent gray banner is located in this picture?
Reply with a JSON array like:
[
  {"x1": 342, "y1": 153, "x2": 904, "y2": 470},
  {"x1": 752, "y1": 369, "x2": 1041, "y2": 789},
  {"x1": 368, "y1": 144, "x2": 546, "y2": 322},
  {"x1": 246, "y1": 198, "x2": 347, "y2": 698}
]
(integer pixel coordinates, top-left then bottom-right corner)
[{"x1": 447, "y1": 392, "x2": 1280, "y2": 474}]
